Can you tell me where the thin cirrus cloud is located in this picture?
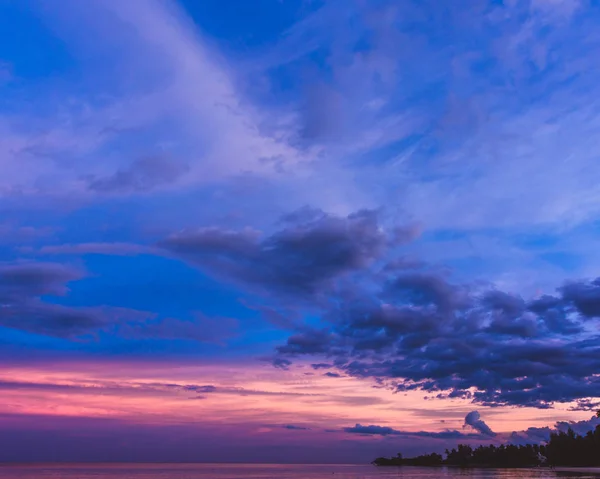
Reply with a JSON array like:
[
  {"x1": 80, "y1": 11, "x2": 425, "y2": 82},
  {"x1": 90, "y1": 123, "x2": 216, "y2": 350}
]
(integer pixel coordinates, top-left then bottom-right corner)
[
  {"x1": 0, "y1": 0, "x2": 313, "y2": 201},
  {"x1": 0, "y1": 0, "x2": 599, "y2": 233}
]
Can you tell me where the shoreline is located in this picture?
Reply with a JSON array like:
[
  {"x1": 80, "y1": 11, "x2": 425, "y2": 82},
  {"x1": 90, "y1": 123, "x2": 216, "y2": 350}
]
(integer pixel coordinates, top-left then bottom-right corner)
[
  {"x1": 555, "y1": 467, "x2": 600, "y2": 474},
  {"x1": 375, "y1": 465, "x2": 600, "y2": 472}
]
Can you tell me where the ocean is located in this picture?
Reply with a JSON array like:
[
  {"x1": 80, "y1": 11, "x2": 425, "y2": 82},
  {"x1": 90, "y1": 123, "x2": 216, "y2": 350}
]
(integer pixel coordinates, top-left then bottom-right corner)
[{"x1": 0, "y1": 464, "x2": 598, "y2": 479}]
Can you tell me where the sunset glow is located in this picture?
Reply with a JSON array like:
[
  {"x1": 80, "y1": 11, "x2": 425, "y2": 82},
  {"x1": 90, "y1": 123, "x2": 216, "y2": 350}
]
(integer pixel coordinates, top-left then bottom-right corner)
[{"x1": 1, "y1": 0, "x2": 600, "y2": 464}]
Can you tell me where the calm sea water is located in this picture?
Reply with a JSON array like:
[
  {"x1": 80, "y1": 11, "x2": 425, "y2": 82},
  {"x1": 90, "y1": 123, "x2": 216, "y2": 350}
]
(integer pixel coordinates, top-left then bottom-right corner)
[{"x1": 0, "y1": 464, "x2": 598, "y2": 479}]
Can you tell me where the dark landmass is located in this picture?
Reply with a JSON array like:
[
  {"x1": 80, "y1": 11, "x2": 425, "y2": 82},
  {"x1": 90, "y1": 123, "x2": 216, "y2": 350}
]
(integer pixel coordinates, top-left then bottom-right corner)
[{"x1": 373, "y1": 425, "x2": 600, "y2": 468}]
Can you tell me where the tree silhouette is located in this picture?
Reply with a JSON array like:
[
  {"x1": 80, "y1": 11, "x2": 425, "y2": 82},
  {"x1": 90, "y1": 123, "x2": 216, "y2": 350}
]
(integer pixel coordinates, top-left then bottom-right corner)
[{"x1": 373, "y1": 425, "x2": 600, "y2": 467}]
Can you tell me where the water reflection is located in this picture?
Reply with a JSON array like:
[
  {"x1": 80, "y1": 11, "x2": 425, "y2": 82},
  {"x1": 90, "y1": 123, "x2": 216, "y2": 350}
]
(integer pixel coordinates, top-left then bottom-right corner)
[{"x1": 0, "y1": 464, "x2": 598, "y2": 479}]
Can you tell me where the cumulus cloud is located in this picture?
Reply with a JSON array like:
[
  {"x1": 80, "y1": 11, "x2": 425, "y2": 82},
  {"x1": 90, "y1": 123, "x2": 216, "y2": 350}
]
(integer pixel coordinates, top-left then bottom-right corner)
[
  {"x1": 510, "y1": 415, "x2": 600, "y2": 444},
  {"x1": 160, "y1": 205, "x2": 600, "y2": 409},
  {"x1": 464, "y1": 411, "x2": 496, "y2": 437},
  {"x1": 273, "y1": 269, "x2": 600, "y2": 407},
  {"x1": 343, "y1": 413, "x2": 490, "y2": 439},
  {"x1": 160, "y1": 209, "x2": 419, "y2": 299},
  {"x1": 214, "y1": 208, "x2": 600, "y2": 409}
]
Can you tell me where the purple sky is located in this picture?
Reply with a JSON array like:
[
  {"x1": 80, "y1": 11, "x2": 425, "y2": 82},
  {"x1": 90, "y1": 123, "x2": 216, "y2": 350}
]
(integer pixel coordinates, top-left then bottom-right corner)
[{"x1": 1, "y1": 0, "x2": 600, "y2": 463}]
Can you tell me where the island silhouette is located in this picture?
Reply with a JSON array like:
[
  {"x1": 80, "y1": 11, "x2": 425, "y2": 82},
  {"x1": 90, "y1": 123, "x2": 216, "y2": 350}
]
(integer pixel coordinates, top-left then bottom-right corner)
[{"x1": 373, "y1": 419, "x2": 600, "y2": 468}]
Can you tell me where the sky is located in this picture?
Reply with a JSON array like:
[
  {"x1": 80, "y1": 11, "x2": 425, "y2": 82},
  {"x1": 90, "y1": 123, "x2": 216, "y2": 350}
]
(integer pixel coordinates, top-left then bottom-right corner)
[{"x1": 1, "y1": 0, "x2": 600, "y2": 464}]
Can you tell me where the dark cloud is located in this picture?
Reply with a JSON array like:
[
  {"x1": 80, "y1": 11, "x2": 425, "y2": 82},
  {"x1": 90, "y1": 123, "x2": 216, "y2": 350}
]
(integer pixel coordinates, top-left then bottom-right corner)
[
  {"x1": 283, "y1": 425, "x2": 309, "y2": 430},
  {"x1": 344, "y1": 424, "x2": 401, "y2": 436},
  {"x1": 160, "y1": 209, "x2": 418, "y2": 299},
  {"x1": 0, "y1": 262, "x2": 151, "y2": 338},
  {"x1": 0, "y1": 262, "x2": 81, "y2": 299},
  {"x1": 464, "y1": 411, "x2": 495, "y2": 437},
  {"x1": 0, "y1": 302, "x2": 122, "y2": 338},
  {"x1": 569, "y1": 399, "x2": 600, "y2": 412},
  {"x1": 88, "y1": 155, "x2": 188, "y2": 193},
  {"x1": 342, "y1": 412, "x2": 496, "y2": 440},
  {"x1": 0, "y1": 262, "x2": 97, "y2": 337},
  {"x1": 311, "y1": 363, "x2": 333, "y2": 370},
  {"x1": 324, "y1": 372, "x2": 342, "y2": 378},
  {"x1": 559, "y1": 279, "x2": 600, "y2": 317},
  {"x1": 272, "y1": 358, "x2": 292, "y2": 370},
  {"x1": 158, "y1": 207, "x2": 600, "y2": 409},
  {"x1": 191, "y1": 385, "x2": 217, "y2": 393},
  {"x1": 343, "y1": 415, "x2": 487, "y2": 439},
  {"x1": 277, "y1": 329, "x2": 334, "y2": 355},
  {"x1": 269, "y1": 236, "x2": 600, "y2": 408}
]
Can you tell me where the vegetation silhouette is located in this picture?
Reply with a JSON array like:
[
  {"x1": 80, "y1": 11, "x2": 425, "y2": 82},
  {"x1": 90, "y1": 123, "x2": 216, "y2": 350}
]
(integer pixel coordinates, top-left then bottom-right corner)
[{"x1": 373, "y1": 425, "x2": 600, "y2": 468}]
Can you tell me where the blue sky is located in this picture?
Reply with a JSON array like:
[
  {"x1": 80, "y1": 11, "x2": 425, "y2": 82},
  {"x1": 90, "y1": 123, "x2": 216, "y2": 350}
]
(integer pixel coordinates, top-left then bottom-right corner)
[{"x1": 1, "y1": 0, "x2": 600, "y2": 463}]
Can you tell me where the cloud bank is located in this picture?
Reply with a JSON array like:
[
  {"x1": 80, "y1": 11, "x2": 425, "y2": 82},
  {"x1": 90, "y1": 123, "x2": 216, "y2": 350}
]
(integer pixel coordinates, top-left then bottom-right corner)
[{"x1": 163, "y1": 209, "x2": 600, "y2": 409}]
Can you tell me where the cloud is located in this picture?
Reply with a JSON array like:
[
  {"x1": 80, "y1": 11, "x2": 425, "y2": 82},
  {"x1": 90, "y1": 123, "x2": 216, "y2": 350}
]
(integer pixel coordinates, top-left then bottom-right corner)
[
  {"x1": 174, "y1": 383, "x2": 320, "y2": 399},
  {"x1": 39, "y1": 243, "x2": 154, "y2": 256},
  {"x1": 342, "y1": 412, "x2": 500, "y2": 442},
  {"x1": 0, "y1": 262, "x2": 154, "y2": 338},
  {"x1": 160, "y1": 209, "x2": 418, "y2": 299},
  {"x1": 0, "y1": 302, "x2": 145, "y2": 339},
  {"x1": 87, "y1": 156, "x2": 189, "y2": 194},
  {"x1": 0, "y1": 0, "x2": 316, "y2": 202},
  {"x1": 0, "y1": 379, "x2": 324, "y2": 404},
  {"x1": 464, "y1": 411, "x2": 496, "y2": 437},
  {"x1": 344, "y1": 424, "x2": 401, "y2": 436},
  {"x1": 189, "y1": 385, "x2": 217, "y2": 394},
  {"x1": 3, "y1": 0, "x2": 600, "y2": 463},
  {"x1": 283, "y1": 425, "x2": 309, "y2": 430},
  {"x1": 311, "y1": 363, "x2": 333, "y2": 370},
  {"x1": 343, "y1": 417, "x2": 487, "y2": 439},
  {"x1": 0, "y1": 262, "x2": 94, "y2": 337},
  {"x1": 0, "y1": 262, "x2": 81, "y2": 298},
  {"x1": 569, "y1": 399, "x2": 600, "y2": 412},
  {"x1": 272, "y1": 358, "x2": 292, "y2": 370},
  {"x1": 559, "y1": 279, "x2": 600, "y2": 317},
  {"x1": 510, "y1": 415, "x2": 600, "y2": 444},
  {"x1": 263, "y1": 212, "x2": 600, "y2": 408},
  {"x1": 554, "y1": 416, "x2": 600, "y2": 436},
  {"x1": 156, "y1": 201, "x2": 600, "y2": 410}
]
